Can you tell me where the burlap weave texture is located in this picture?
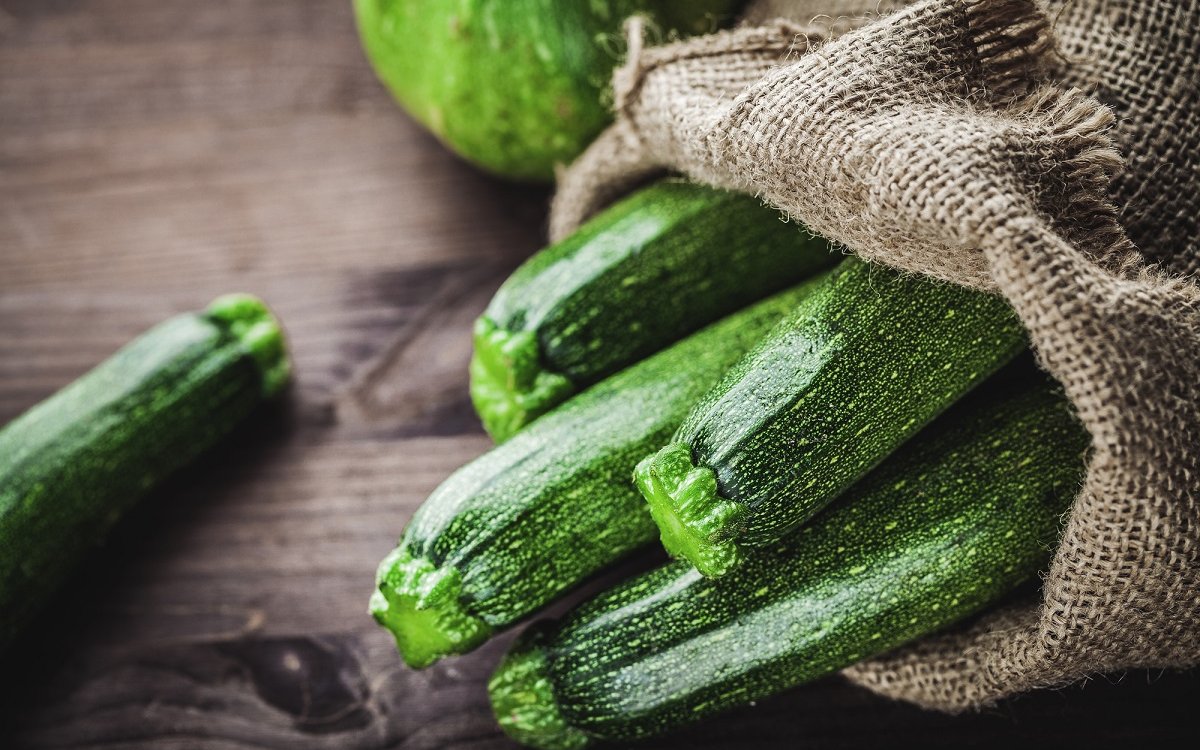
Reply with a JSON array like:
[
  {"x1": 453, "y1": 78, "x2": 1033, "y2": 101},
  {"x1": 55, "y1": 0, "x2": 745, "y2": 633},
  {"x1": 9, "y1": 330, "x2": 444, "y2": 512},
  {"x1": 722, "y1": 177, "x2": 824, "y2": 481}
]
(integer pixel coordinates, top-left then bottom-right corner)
[{"x1": 551, "y1": 0, "x2": 1200, "y2": 710}]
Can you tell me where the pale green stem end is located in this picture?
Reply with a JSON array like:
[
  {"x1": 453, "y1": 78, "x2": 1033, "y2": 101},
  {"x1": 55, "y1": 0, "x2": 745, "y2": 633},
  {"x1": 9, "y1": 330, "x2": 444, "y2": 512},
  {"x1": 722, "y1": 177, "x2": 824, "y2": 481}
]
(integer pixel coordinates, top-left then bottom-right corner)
[
  {"x1": 489, "y1": 632, "x2": 592, "y2": 750},
  {"x1": 635, "y1": 442, "x2": 746, "y2": 578},
  {"x1": 206, "y1": 293, "x2": 291, "y2": 397},
  {"x1": 370, "y1": 546, "x2": 492, "y2": 669},
  {"x1": 469, "y1": 316, "x2": 575, "y2": 442}
]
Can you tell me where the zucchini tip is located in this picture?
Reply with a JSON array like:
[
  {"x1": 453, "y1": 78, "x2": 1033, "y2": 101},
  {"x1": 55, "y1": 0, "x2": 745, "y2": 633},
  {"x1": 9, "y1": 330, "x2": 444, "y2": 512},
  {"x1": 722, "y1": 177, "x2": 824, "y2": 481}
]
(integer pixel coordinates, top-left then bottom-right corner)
[
  {"x1": 635, "y1": 443, "x2": 745, "y2": 578},
  {"x1": 205, "y1": 293, "x2": 291, "y2": 398},
  {"x1": 489, "y1": 628, "x2": 591, "y2": 750},
  {"x1": 370, "y1": 546, "x2": 492, "y2": 669},
  {"x1": 469, "y1": 316, "x2": 575, "y2": 442}
]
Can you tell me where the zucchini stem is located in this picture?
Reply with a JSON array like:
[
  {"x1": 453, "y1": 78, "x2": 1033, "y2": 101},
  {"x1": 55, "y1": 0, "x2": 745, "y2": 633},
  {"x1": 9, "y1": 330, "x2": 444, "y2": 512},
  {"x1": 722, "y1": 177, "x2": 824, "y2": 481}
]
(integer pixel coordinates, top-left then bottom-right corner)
[
  {"x1": 469, "y1": 316, "x2": 575, "y2": 441},
  {"x1": 635, "y1": 443, "x2": 745, "y2": 578},
  {"x1": 371, "y1": 546, "x2": 492, "y2": 669},
  {"x1": 489, "y1": 629, "x2": 592, "y2": 750},
  {"x1": 205, "y1": 293, "x2": 291, "y2": 397}
]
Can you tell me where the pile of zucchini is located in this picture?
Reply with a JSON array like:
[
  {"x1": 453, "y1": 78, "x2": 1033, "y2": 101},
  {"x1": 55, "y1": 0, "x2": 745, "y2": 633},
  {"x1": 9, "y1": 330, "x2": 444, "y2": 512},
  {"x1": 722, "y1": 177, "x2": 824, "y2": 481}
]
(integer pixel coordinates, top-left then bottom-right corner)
[
  {"x1": 0, "y1": 3, "x2": 1087, "y2": 741},
  {"x1": 372, "y1": 180, "x2": 1090, "y2": 747}
]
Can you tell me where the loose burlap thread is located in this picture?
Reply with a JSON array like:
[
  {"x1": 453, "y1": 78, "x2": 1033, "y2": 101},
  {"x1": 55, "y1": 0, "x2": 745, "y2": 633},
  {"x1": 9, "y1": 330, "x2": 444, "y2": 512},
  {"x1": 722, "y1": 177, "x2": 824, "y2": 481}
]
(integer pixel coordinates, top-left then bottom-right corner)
[{"x1": 551, "y1": 0, "x2": 1200, "y2": 711}]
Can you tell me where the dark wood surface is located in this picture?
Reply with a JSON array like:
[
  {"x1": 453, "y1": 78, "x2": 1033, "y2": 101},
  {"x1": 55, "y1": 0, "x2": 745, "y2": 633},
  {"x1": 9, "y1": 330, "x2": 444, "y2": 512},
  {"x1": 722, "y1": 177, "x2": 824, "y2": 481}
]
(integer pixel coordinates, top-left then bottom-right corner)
[{"x1": 0, "y1": 1, "x2": 1196, "y2": 747}]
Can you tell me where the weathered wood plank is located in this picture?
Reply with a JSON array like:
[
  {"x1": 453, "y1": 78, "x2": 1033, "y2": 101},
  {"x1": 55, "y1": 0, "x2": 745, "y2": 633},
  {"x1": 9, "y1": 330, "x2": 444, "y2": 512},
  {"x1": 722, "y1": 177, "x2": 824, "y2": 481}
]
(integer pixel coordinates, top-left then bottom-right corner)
[
  {"x1": 0, "y1": 115, "x2": 548, "y2": 293},
  {"x1": 5, "y1": 628, "x2": 1198, "y2": 749}
]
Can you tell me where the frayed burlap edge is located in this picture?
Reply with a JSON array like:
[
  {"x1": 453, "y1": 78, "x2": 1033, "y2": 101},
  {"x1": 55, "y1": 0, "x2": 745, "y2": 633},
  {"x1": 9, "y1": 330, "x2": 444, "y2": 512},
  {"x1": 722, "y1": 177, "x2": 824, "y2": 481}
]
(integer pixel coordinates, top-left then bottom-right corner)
[{"x1": 551, "y1": 0, "x2": 1200, "y2": 711}]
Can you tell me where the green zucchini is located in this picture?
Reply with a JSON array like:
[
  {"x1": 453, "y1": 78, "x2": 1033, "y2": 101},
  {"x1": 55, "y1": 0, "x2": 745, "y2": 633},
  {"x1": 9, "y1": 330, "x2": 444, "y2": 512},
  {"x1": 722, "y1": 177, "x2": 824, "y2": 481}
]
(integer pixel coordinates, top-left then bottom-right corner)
[
  {"x1": 354, "y1": 1, "x2": 743, "y2": 181},
  {"x1": 471, "y1": 180, "x2": 838, "y2": 441},
  {"x1": 0, "y1": 295, "x2": 289, "y2": 650},
  {"x1": 490, "y1": 380, "x2": 1089, "y2": 748},
  {"x1": 636, "y1": 256, "x2": 1027, "y2": 576},
  {"x1": 371, "y1": 277, "x2": 829, "y2": 668}
]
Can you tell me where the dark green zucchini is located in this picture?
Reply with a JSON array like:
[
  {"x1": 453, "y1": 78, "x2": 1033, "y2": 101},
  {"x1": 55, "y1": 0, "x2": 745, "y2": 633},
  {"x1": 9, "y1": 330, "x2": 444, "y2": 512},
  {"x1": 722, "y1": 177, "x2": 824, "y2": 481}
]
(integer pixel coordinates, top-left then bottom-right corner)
[
  {"x1": 0, "y1": 295, "x2": 289, "y2": 650},
  {"x1": 636, "y1": 256, "x2": 1027, "y2": 576},
  {"x1": 471, "y1": 180, "x2": 838, "y2": 441},
  {"x1": 371, "y1": 277, "x2": 829, "y2": 668},
  {"x1": 490, "y1": 380, "x2": 1089, "y2": 748}
]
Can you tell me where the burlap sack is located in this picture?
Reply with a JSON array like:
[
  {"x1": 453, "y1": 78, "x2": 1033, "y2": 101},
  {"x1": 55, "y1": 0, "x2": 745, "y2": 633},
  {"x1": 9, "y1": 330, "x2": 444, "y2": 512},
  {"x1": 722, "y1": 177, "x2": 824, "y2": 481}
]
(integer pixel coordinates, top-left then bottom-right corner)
[{"x1": 550, "y1": 0, "x2": 1200, "y2": 711}]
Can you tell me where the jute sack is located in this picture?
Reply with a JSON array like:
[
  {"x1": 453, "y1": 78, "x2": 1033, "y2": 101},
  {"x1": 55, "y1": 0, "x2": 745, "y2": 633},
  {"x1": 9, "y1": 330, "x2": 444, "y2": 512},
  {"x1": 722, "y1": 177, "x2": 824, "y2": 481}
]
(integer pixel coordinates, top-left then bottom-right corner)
[{"x1": 551, "y1": 0, "x2": 1200, "y2": 711}]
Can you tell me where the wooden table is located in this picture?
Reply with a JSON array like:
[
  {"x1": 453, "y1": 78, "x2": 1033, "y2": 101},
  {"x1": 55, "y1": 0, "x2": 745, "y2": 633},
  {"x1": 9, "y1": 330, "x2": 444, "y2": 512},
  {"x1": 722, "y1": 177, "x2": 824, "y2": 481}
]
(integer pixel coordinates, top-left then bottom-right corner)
[{"x1": 0, "y1": 1, "x2": 1195, "y2": 747}]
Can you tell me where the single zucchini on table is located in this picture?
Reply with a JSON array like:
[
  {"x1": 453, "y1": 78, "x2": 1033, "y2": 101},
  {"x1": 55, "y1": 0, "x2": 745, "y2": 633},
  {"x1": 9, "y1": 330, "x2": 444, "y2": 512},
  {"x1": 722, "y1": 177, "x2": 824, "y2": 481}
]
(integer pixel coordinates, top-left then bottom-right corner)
[
  {"x1": 637, "y1": 256, "x2": 1027, "y2": 576},
  {"x1": 472, "y1": 180, "x2": 837, "y2": 441},
  {"x1": 372, "y1": 276, "x2": 829, "y2": 668},
  {"x1": 0, "y1": 295, "x2": 289, "y2": 650},
  {"x1": 491, "y1": 379, "x2": 1089, "y2": 748}
]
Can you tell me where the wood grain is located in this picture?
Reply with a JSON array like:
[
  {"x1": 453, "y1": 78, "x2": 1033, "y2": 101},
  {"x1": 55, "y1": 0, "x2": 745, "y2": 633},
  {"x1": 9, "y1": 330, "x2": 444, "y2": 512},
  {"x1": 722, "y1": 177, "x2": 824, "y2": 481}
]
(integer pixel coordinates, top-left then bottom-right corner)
[{"x1": 0, "y1": 1, "x2": 1196, "y2": 747}]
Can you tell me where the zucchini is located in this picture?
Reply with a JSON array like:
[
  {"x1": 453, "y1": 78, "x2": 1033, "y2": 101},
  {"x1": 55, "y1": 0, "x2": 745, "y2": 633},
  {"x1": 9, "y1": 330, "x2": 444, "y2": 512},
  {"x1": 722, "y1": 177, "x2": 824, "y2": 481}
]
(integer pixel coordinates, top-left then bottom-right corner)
[
  {"x1": 0, "y1": 295, "x2": 289, "y2": 650},
  {"x1": 354, "y1": 1, "x2": 743, "y2": 181},
  {"x1": 471, "y1": 180, "x2": 837, "y2": 441},
  {"x1": 636, "y1": 256, "x2": 1027, "y2": 576},
  {"x1": 371, "y1": 277, "x2": 829, "y2": 668},
  {"x1": 490, "y1": 380, "x2": 1089, "y2": 748}
]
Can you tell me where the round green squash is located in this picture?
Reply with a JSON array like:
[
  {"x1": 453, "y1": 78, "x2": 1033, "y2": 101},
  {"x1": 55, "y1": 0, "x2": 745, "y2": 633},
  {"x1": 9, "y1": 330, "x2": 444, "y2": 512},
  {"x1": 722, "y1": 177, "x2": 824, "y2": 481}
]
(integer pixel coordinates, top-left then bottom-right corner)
[{"x1": 354, "y1": 0, "x2": 743, "y2": 181}]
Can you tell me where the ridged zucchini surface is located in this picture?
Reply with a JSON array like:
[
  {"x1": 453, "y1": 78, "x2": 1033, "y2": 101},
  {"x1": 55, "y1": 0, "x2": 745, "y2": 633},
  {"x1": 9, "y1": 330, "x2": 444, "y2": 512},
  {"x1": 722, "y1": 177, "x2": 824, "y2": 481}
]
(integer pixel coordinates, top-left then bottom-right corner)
[
  {"x1": 372, "y1": 278, "x2": 828, "y2": 668},
  {"x1": 491, "y1": 379, "x2": 1088, "y2": 748},
  {"x1": 471, "y1": 180, "x2": 837, "y2": 441},
  {"x1": 637, "y1": 256, "x2": 1027, "y2": 576}
]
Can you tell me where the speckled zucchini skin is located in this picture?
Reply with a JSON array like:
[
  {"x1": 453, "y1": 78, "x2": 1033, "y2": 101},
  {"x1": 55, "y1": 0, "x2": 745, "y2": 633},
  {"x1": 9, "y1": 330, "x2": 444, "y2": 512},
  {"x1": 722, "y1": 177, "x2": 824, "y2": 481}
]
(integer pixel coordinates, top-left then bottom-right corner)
[
  {"x1": 354, "y1": 1, "x2": 742, "y2": 181},
  {"x1": 471, "y1": 180, "x2": 837, "y2": 441},
  {"x1": 0, "y1": 296, "x2": 289, "y2": 650},
  {"x1": 492, "y1": 382, "x2": 1089, "y2": 747},
  {"x1": 373, "y1": 278, "x2": 828, "y2": 668},
  {"x1": 638, "y1": 256, "x2": 1027, "y2": 575}
]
